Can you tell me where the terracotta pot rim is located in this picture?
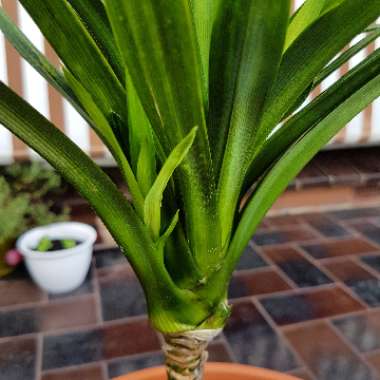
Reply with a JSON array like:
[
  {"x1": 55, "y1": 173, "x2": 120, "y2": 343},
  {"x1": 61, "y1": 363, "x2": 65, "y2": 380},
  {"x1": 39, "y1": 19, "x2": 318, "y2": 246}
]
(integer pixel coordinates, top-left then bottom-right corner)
[{"x1": 113, "y1": 362, "x2": 301, "y2": 380}]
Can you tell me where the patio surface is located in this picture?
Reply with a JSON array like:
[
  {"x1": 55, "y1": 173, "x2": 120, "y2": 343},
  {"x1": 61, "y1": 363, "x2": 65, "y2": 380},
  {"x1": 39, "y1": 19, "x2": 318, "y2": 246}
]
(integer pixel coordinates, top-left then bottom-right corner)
[{"x1": 2, "y1": 206, "x2": 380, "y2": 379}]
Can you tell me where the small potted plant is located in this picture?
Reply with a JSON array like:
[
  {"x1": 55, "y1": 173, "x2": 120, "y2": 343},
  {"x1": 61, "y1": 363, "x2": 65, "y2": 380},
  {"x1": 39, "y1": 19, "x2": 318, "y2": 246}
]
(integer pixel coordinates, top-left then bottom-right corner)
[
  {"x1": 1, "y1": 0, "x2": 380, "y2": 379},
  {"x1": 0, "y1": 162, "x2": 69, "y2": 277},
  {"x1": 17, "y1": 221, "x2": 97, "y2": 294}
]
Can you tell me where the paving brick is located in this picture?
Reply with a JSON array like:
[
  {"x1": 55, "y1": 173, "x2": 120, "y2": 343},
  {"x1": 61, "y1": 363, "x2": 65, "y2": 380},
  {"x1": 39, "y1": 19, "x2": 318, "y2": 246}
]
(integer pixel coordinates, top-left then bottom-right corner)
[
  {"x1": 350, "y1": 222, "x2": 380, "y2": 245},
  {"x1": 301, "y1": 238, "x2": 378, "y2": 260},
  {"x1": 260, "y1": 286, "x2": 364, "y2": 326},
  {"x1": 229, "y1": 269, "x2": 291, "y2": 298},
  {"x1": 0, "y1": 337, "x2": 37, "y2": 380},
  {"x1": 253, "y1": 227, "x2": 318, "y2": 246},
  {"x1": 323, "y1": 260, "x2": 380, "y2": 307},
  {"x1": 235, "y1": 245, "x2": 268, "y2": 271},
  {"x1": 263, "y1": 247, "x2": 332, "y2": 288},
  {"x1": 329, "y1": 207, "x2": 380, "y2": 220},
  {"x1": 99, "y1": 266, "x2": 147, "y2": 321},
  {"x1": 95, "y1": 247, "x2": 128, "y2": 269},
  {"x1": 285, "y1": 321, "x2": 376, "y2": 380},
  {"x1": 0, "y1": 296, "x2": 97, "y2": 338},
  {"x1": 41, "y1": 364, "x2": 104, "y2": 380},
  {"x1": 0, "y1": 279, "x2": 44, "y2": 308},
  {"x1": 43, "y1": 319, "x2": 160, "y2": 370},
  {"x1": 334, "y1": 310, "x2": 380, "y2": 353},
  {"x1": 224, "y1": 301, "x2": 298, "y2": 372}
]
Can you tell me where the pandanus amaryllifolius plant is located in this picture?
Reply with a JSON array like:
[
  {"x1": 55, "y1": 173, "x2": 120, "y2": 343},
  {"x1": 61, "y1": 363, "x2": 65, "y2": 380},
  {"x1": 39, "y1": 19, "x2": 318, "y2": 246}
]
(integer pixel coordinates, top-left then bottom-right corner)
[{"x1": 1, "y1": 0, "x2": 380, "y2": 378}]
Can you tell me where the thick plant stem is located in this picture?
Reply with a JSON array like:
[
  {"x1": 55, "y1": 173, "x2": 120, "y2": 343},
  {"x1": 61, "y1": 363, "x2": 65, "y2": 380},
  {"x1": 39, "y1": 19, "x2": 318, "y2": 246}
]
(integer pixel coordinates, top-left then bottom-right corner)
[{"x1": 161, "y1": 329, "x2": 222, "y2": 380}]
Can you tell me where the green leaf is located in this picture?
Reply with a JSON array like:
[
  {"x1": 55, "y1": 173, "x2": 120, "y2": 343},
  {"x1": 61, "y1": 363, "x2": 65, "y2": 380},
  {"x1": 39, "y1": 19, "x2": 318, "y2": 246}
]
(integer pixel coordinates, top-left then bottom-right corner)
[
  {"x1": 313, "y1": 28, "x2": 380, "y2": 87},
  {"x1": 0, "y1": 8, "x2": 76, "y2": 108},
  {"x1": 62, "y1": 239, "x2": 77, "y2": 249},
  {"x1": 19, "y1": 0, "x2": 125, "y2": 119},
  {"x1": 0, "y1": 82, "x2": 215, "y2": 333},
  {"x1": 285, "y1": 0, "x2": 326, "y2": 51},
  {"x1": 257, "y1": 0, "x2": 380, "y2": 141},
  {"x1": 106, "y1": 0, "x2": 221, "y2": 273},
  {"x1": 64, "y1": 69, "x2": 145, "y2": 216},
  {"x1": 0, "y1": 7, "x2": 141, "y2": 208},
  {"x1": 189, "y1": 0, "x2": 221, "y2": 102},
  {"x1": 281, "y1": 28, "x2": 380, "y2": 121},
  {"x1": 163, "y1": 220, "x2": 203, "y2": 288},
  {"x1": 36, "y1": 237, "x2": 53, "y2": 252},
  {"x1": 66, "y1": 0, "x2": 125, "y2": 83},
  {"x1": 156, "y1": 210, "x2": 179, "y2": 251},
  {"x1": 228, "y1": 73, "x2": 380, "y2": 277},
  {"x1": 137, "y1": 141, "x2": 156, "y2": 197},
  {"x1": 105, "y1": 0, "x2": 209, "y2": 158},
  {"x1": 144, "y1": 127, "x2": 197, "y2": 238},
  {"x1": 0, "y1": 81, "x2": 152, "y2": 280},
  {"x1": 212, "y1": 0, "x2": 290, "y2": 243},
  {"x1": 126, "y1": 75, "x2": 156, "y2": 196},
  {"x1": 322, "y1": 0, "x2": 346, "y2": 14},
  {"x1": 366, "y1": 23, "x2": 380, "y2": 32},
  {"x1": 244, "y1": 47, "x2": 380, "y2": 190}
]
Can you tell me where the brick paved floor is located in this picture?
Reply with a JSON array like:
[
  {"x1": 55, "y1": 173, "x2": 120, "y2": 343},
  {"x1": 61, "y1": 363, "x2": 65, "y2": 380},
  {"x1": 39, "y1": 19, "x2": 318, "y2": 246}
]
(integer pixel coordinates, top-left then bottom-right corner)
[{"x1": 2, "y1": 206, "x2": 380, "y2": 379}]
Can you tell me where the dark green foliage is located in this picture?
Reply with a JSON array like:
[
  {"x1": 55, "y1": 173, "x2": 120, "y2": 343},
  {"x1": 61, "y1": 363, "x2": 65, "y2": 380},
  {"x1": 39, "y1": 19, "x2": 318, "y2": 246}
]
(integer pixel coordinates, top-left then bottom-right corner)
[
  {"x1": 0, "y1": 162, "x2": 69, "y2": 247},
  {"x1": 0, "y1": 163, "x2": 69, "y2": 275}
]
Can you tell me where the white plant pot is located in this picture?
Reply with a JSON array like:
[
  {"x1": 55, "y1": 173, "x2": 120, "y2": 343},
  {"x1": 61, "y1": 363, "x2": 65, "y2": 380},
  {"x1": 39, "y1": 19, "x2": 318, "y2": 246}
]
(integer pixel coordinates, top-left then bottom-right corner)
[{"x1": 17, "y1": 222, "x2": 97, "y2": 294}]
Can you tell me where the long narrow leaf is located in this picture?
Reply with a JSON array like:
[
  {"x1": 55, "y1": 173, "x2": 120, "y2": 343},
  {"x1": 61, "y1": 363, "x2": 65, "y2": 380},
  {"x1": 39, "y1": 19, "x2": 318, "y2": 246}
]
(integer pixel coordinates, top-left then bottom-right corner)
[
  {"x1": 156, "y1": 210, "x2": 179, "y2": 251},
  {"x1": 322, "y1": 0, "x2": 346, "y2": 14},
  {"x1": 0, "y1": 82, "x2": 214, "y2": 332},
  {"x1": 189, "y1": 0, "x2": 221, "y2": 102},
  {"x1": 281, "y1": 28, "x2": 380, "y2": 120},
  {"x1": 285, "y1": 0, "x2": 326, "y2": 51},
  {"x1": 244, "y1": 48, "x2": 380, "y2": 190},
  {"x1": 257, "y1": 0, "x2": 380, "y2": 141},
  {"x1": 137, "y1": 142, "x2": 156, "y2": 197},
  {"x1": 144, "y1": 127, "x2": 197, "y2": 238},
  {"x1": 0, "y1": 6, "x2": 144, "y2": 213},
  {"x1": 214, "y1": 0, "x2": 290, "y2": 243},
  {"x1": 313, "y1": 28, "x2": 380, "y2": 86},
  {"x1": 105, "y1": 0, "x2": 209, "y2": 158},
  {"x1": 0, "y1": 81, "x2": 153, "y2": 283},
  {"x1": 19, "y1": 0, "x2": 125, "y2": 119},
  {"x1": 64, "y1": 69, "x2": 145, "y2": 215},
  {"x1": 66, "y1": 0, "x2": 124, "y2": 83},
  {"x1": 0, "y1": 8, "x2": 74, "y2": 107},
  {"x1": 228, "y1": 73, "x2": 380, "y2": 277},
  {"x1": 106, "y1": 0, "x2": 221, "y2": 273},
  {"x1": 126, "y1": 75, "x2": 156, "y2": 196}
]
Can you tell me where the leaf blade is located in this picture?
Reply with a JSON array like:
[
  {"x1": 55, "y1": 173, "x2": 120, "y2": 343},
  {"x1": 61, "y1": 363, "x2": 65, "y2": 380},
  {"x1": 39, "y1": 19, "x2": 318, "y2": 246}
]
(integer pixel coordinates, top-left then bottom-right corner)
[
  {"x1": 0, "y1": 81, "x2": 152, "y2": 281},
  {"x1": 0, "y1": 8, "x2": 73, "y2": 106},
  {"x1": 144, "y1": 127, "x2": 197, "y2": 238},
  {"x1": 313, "y1": 28, "x2": 380, "y2": 86},
  {"x1": 64, "y1": 69, "x2": 145, "y2": 215},
  {"x1": 0, "y1": 82, "x2": 214, "y2": 332},
  {"x1": 66, "y1": 0, "x2": 125, "y2": 83},
  {"x1": 189, "y1": 0, "x2": 221, "y2": 101},
  {"x1": 126, "y1": 75, "x2": 156, "y2": 196},
  {"x1": 258, "y1": 0, "x2": 380, "y2": 141},
  {"x1": 285, "y1": 0, "x2": 326, "y2": 51},
  {"x1": 156, "y1": 210, "x2": 180, "y2": 251},
  {"x1": 19, "y1": 0, "x2": 125, "y2": 119},
  {"x1": 244, "y1": 47, "x2": 380, "y2": 189},
  {"x1": 229, "y1": 73, "x2": 380, "y2": 276},
  {"x1": 213, "y1": 0, "x2": 290, "y2": 243},
  {"x1": 106, "y1": 0, "x2": 221, "y2": 273}
]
